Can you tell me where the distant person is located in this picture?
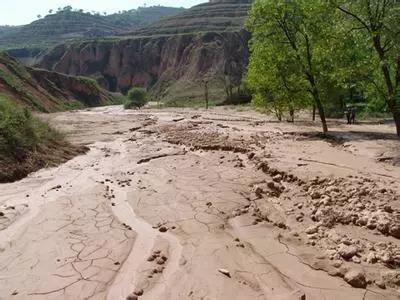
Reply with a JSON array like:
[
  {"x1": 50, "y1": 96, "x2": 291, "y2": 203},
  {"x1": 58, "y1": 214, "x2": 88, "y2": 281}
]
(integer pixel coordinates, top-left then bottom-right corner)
[
  {"x1": 350, "y1": 106, "x2": 356, "y2": 124},
  {"x1": 345, "y1": 105, "x2": 356, "y2": 124},
  {"x1": 345, "y1": 105, "x2": 351, "y2": 124}
]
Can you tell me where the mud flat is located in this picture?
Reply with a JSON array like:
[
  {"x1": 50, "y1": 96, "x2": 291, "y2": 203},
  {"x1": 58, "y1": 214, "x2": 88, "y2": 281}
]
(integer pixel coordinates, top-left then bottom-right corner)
[{"x1": 0, "y1": 106, "x2": 399, "y2": 299}]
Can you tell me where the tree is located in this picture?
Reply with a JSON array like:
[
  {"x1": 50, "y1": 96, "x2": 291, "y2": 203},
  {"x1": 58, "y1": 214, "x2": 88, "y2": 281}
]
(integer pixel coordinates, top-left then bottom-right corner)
[
  {"x1": 124, "y1": 87, "x2": 148, "y2": 109},
  {"x1": 246, "y1": 0, "x2": 338, "y2": 133},
  {"x1": 332, "y1": 0, "x2": 400, "y2": 137},
  {"x1": 246, "y1": 35, "x2": 312, "y2": 122},
  {"x1": 49, "y1": 9, "x2": 53, "y2": 14},
  {"x1": 37, "y1": 14, "x2": 42, "y2": 19},
  {"x1": 202, "y1": 79, "x2": 209, "y2": 110}
]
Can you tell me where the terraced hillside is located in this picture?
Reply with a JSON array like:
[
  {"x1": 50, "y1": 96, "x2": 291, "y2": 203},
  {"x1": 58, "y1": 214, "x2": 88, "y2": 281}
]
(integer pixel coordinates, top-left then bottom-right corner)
[
  {"x1": 0, "y1": 26, "x2": 20, "y2": 40},
  {"x1": 37, "y1": 0, "x2": 252, "y2": 105},
  {"x1": 0, "y1": 6, "x2": 185, "y2": 50},
  {"x1": 124, "y1": 0, "x2": 251, "y2": 36},
  {"x1": 0, "y1": 53, "x2": 117, "y2": 112}
]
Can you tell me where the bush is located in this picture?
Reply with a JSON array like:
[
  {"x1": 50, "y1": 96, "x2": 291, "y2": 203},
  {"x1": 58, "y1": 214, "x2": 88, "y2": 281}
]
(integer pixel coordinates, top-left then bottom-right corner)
[
  {"x1": 0, "y1": 97, "x2": 60, "y2": 160},
  {"x1": 124, "y1": 87, "x2": 148, "y2": 109}
]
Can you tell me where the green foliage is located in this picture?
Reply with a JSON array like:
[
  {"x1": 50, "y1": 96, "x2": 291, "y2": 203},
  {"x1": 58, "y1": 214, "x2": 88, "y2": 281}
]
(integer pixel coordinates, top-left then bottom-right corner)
[
  {"x1": 124, "y1": 87, "x2": 148, "y2": 109},
  {"x1": 246, "y1": 0, "x2": 336, "y2": 130},
  {"x1": 0, "y1": 6, "x2": 186, "y2": 50},
  {"x1": 332, "y1": 0, "x2": 400, "y2": 134},
  {"x1": 0, "y1": 97, "x2": 61, "y2": 160}
]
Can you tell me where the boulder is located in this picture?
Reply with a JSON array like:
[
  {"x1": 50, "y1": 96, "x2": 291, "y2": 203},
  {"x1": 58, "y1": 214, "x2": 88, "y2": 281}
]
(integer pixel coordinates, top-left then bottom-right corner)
[{"x1": 344, "y1": 270, "x2": 367, "y2": 288}]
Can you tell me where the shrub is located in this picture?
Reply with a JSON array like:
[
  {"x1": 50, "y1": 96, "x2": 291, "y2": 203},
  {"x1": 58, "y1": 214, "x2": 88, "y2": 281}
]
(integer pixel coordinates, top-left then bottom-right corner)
[
  {"x1": 0, "y1": 97, "x2": 61, "y2": 160},
  {"x1": 124, "y1": 87, "x2": 148, "y2": 109}
]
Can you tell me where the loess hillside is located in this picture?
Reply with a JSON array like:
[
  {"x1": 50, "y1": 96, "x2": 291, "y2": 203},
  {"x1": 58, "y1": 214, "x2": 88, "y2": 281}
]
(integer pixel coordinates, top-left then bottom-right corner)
[
  {"x1": 122, "y1": 0, "x2": 252, "y2": 36},
  {"x1": 0, "y1": 6, "x2": 185, "y2": 50},
  {"x1": 36, "y1": 0, "x2": 252, "y2": 104},
  {"x1": 0, "y1": 52, "x2": 118, "y2": 112}
]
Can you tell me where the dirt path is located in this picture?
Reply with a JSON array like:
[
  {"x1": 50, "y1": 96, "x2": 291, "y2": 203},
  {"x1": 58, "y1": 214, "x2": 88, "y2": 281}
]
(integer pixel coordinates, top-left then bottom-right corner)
[{"x1": 0, "y1": 106, "x2": 399, "y2": 299}]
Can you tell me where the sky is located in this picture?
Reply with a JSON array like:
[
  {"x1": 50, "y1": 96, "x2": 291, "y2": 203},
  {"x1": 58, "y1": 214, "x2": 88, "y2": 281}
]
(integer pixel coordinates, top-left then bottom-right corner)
[{"x1": 1, "y1": 0, "x2": 204, "y2": 26}]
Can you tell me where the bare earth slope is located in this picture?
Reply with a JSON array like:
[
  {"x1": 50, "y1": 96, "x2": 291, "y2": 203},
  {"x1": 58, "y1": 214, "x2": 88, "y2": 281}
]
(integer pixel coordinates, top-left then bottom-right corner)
[
  {"x1": 0, "y1": 106, "x2": 399, "y2": 299},
  {"x1": 36, "y1": 1, "x2": 252, "y2": 104},
  {"x1": 0, "y1": 53, "x2": 117, "y2": 112}
]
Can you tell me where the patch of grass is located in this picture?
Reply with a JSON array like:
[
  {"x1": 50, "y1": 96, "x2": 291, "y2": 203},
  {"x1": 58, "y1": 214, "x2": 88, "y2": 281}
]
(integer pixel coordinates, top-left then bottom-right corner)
[
  {"x1": 0, "y1": 96, "x2": 88, "y2": 183},
  {"x1": 124, "y1": 87, "x2": 148, "y2": 109},
  {"x1": 163, "y1": 98, "x2": 219, "y2": 108},
  {"x1": 0, "y1": 96, "x2": 62, "y2": 161},
  {"x1": 62, "y1": 101, "x2": 86, "y2": 111}
]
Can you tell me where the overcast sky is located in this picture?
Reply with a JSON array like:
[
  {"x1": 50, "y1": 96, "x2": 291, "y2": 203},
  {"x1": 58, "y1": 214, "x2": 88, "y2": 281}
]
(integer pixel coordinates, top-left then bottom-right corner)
[{"x1": 1, "y1": 0, "x2": 204, "y2": 26}]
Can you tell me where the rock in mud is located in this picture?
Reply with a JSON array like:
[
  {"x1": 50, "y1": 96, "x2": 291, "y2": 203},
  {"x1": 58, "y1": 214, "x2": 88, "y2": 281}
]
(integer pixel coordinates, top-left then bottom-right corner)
[
  {"x1": 159, "y1": 226, "x2": 168, "y2": 232},
  {"x1": 218, "y1": 268, "x2": 231, "y2": 278},
  {"x1": 344, "y1": 269, "x2": 367, "y2": 288},
  {"x1": 134, "y1": 288, "x2": 144, "y2": 296},
  {"x1": 338, "y1": 244, "x2": 357, "y2": 260},
  {"x1": 375, "y1": 279, "x2": 386, "y2": 289},
  {"x1": 305, "y1": 225, "x2": 318, "y2": 235},
  {"x1": 126, "y1": 294, "x2": 138, "y2": 300},
  {"x1": 389, "y1": 224, "x2": 400, "y2": 238},
  {"x1": 381, "y1": 271, "x2": 400, "y2": 289}
]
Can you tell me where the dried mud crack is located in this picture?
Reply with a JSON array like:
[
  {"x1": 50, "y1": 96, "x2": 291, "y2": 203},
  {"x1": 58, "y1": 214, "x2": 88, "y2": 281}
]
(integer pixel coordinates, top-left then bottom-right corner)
[{"x1": 0, "y1": 106, "x2": 399, "y2": 300}]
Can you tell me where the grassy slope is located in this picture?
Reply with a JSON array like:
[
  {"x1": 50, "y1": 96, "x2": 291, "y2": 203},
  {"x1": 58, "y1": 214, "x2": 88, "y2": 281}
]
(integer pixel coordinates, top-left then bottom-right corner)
[
  {"x1": 0, "y1": 52, "x2": 118, "y2": 112},
  {"x1": 0, "y1": 6, "x2": 185, "y2": 50},
  {"x1": 122, "y1": 1, "x2": 251, "y2": 37},
  {"x1": 0, "y1": 96, "x2": 88, "y2": 182}
]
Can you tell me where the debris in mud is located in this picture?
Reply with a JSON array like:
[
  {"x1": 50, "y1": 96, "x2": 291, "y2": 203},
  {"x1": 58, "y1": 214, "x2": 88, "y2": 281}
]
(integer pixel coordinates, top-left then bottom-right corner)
[
  {"x1": 126, "y1": 294, "x2": 138, "y2": 300},
  {"x1": 344, "y1": 269, "x2": 367, "y2": 288},
  {"x1": 49, "y1": 184, "x2": 62, "y2": 191},
  {"x1": 173, "y1": 117, "x2": 185, "y2": 122},
  {"x1": 218, "y1": 268, "x2": 231, "y2": 278},
  {"x1": 133, "y1": 289, "x2": 144, "y2": 296},
  {"x1": 159, "y1": 226, "x2": 168, "y2": 233},
  {"x1": 162, "y1": 126, "x2": 251, "y2": 154},
  {"x1": 338, "y1": 244, "x2": 358, "y2": 260},
  {"x1": 129, "y1": 126, "x2": 142, "y2": 132},
  {"x1": 137, "y1": 151, "x2": 186, "y2": 164}
]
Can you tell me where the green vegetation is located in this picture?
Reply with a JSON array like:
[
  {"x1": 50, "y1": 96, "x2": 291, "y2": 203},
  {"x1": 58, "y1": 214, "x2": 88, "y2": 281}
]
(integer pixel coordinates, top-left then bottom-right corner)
[
  {"x1": 127, "y1": 1, "x2": 251, "y2": 37},
  {"x1": 0, "y1": 95, "x2": 87, "y2": 182},
  {"x1": 0, "y1": 97, "x2": 61, "y2": 161},
  {"x1": 124, "y1": 87, "x2": 149, "y2": 109},
  {"x1": 0, "y1": 6, "x2": 185, "y2": 50},
  {"x1": 246, "y1": 0, "x2": 400, "y2": 136},
  {"x1": 0, "y1": 52, "x2": 118, "y2": 112}
]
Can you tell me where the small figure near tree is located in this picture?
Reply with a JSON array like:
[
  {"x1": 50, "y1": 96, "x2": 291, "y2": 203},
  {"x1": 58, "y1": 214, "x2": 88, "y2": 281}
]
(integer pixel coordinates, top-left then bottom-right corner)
[
  {"x1": 124, "y1": 87, "x2": 148, "y2": 109},
  {"x1": 345, "y1": 105, "x2": 357, "y2": 125},
  {"x1": 350, "y1": 106, "x2": 356, "y2": 125}
]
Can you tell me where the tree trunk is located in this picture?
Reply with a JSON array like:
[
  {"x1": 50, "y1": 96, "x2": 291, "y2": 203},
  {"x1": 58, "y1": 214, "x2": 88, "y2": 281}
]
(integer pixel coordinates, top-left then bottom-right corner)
[
  {"x1": 312, "y1": 105, "x2": 316, "y2": 121},
  {"x1": 204, "y1": 81, "x2": 209, "y2": 110},
  {"x1": 289, "y1": 109, "x2": 294, "y2": 122},
  {"x1": 394, "y1": 110, "x2": 400, "y2": 137},
  {"x1": 274, "y1": 108, "x2": 282, "y2": 121},
  {"x1": 311, "y1": 88, "x2": 328, "y2": 133}
]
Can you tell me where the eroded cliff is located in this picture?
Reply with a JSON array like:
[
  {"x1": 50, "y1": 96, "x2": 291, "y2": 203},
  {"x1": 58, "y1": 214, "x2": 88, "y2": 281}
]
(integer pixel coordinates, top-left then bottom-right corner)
[
  {"x1": 37, "y1": 31, "x2": 250, "y2": 104},
  {"x1": 36, "y1": 0, "x2": 251, "y2": 104}
]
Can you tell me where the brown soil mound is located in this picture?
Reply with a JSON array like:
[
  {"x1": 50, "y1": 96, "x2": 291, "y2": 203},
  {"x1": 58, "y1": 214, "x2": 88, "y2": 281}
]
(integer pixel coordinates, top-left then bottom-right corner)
[{"x1": 0, "y1": 141, "x2": 88, "y2": 183}]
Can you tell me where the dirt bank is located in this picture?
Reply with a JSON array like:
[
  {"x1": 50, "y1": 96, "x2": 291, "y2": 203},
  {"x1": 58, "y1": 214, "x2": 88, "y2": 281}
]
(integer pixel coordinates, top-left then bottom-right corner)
[{"x1": 0, "y1": 106, "x2": 399, "y2": 299}]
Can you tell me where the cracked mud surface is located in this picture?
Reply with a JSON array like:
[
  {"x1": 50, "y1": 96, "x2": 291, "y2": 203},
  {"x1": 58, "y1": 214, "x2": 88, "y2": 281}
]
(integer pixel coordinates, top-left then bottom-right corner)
[{"x1": 0, "y1": 105, "x2": 399, "y2": 299}]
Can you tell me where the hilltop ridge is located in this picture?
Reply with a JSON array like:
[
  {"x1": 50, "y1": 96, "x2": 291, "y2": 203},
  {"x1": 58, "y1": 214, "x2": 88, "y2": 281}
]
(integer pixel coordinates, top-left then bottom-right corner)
[{"x1": 0, "y1": 6, "x2": 185, "y2": 50}]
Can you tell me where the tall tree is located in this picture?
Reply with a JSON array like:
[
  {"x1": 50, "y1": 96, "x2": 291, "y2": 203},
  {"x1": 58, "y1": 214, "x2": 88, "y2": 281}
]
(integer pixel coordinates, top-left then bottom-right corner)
[
  {"x1": 246, "y1": 0, "x2": 337, "y2": 133},
  {"x1": 333, "y1": 0, "x2": 400, "y2": 137}
]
